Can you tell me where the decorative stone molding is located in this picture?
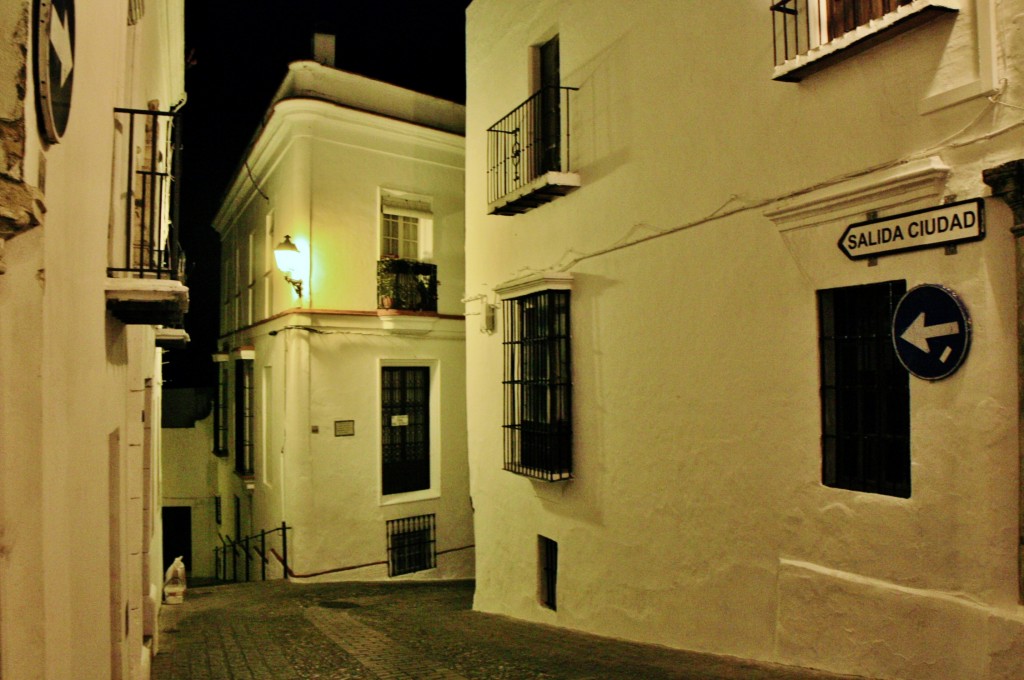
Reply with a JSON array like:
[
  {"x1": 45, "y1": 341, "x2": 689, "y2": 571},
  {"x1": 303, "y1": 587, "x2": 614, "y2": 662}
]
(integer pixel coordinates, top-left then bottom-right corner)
[
  {"x1": 765, "y1": 157, "x2": 951, "y2": 234},
  {"x1": 982, "y1": 160, "x2": 1024, "y2": 236},
  {"x1": 494, "y1": 271, "x2": 573, "y2": 300}
]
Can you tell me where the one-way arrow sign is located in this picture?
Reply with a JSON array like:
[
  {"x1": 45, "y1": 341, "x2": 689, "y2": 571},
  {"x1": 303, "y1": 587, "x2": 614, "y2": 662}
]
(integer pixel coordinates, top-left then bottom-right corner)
[
  {"x1": 899, "y1": 313, "x2": 960, "y2": 354},
  {"x1": 892, "y1": 284, "x2": 971, "y2": 380}
]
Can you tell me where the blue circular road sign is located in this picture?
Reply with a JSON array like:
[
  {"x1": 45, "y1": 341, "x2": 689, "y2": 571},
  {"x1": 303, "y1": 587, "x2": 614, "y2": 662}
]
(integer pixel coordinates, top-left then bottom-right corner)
[{"x1": 892, "y1": 284, "x2": 971, "y2": 380}]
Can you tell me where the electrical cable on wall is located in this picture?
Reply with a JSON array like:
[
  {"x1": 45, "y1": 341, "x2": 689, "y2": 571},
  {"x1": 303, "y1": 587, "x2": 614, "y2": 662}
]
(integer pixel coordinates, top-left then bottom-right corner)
[
  {"x1": 245, "y1": 159, "x2": 270, "y2": 201},
  {"x1": 478, "y1": 84, "x2": 1024, "y2": 288}
]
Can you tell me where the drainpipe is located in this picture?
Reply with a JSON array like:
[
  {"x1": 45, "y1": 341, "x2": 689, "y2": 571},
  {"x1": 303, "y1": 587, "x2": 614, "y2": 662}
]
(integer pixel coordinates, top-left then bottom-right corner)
[{"x1": 982, "y1": 160, "x2": 1024, "y2": 603}]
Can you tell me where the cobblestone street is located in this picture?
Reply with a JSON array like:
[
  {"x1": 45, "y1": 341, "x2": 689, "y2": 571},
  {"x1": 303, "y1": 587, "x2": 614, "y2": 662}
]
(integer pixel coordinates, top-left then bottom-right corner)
[{"x1": 152, "y1": 580, "x2": 866, "y2": 680}]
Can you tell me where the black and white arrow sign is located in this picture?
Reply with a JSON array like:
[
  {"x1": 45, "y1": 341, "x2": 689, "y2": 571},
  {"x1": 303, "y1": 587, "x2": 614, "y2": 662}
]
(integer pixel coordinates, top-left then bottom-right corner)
[
  {"x1": 899, "y1": 313, "x2": 960, "y2": 357},
  {"x1": 892, "y1": 284, "x2": 971, "y2": 380}
]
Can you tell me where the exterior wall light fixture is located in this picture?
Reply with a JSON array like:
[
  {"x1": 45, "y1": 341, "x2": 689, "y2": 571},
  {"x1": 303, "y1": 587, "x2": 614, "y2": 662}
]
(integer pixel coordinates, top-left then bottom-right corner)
[{"x1": 274, "y1": 235, "x2": 304, "y2": 297}]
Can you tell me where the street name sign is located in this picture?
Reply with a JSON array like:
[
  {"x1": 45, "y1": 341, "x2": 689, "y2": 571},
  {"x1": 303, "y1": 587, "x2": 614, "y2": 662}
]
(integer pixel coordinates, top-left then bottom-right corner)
[
  {"x1": 892, "y1": 284, "x2": 971, "y2": 380},
  {"x1": 839, "y1": 198, "x2": 984, "y2": 260}
]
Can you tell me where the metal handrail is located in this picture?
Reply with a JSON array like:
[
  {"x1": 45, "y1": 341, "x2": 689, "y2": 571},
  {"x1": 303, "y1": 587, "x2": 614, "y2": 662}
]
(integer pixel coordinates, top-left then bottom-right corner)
[{"x1": 213, "y1": 521, "x2": 290, "y2": 583}]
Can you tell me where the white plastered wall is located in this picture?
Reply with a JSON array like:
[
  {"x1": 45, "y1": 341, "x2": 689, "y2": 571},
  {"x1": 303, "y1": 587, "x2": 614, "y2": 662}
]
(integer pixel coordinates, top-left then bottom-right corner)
[
  {"x1": 465, "y1": 1, "x2": 1024, "y2": 678},
  {"x1": 212, "y1": 73, "x2": 472, "y2": 584}
]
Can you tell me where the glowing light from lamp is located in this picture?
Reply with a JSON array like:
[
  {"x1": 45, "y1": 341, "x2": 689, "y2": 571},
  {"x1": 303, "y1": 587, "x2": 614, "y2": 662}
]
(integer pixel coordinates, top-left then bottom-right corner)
[{"x1": 274, "y1": 235, "x2": 303, "y2": 297}]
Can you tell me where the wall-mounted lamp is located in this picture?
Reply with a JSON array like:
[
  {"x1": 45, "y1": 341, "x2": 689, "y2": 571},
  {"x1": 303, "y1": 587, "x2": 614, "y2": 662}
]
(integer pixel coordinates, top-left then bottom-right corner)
[{"x1": 274, "y1": 235, "x2": 303, "y2": 297}]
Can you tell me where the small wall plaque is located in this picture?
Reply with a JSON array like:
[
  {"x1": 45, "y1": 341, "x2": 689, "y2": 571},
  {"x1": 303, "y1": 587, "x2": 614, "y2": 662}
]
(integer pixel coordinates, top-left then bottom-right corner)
[
  {"x1": 335, "y1": 420, "x2": 355, "y2": 436},
  {"x1": 391, "y1": 415, "x2": 409, "y2": 427}
]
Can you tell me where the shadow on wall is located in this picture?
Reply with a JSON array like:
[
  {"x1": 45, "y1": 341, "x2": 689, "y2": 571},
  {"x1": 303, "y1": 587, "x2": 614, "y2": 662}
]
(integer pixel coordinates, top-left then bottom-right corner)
[{"x1": 163, "y1": 387, "x2": 214, "y2": 428}]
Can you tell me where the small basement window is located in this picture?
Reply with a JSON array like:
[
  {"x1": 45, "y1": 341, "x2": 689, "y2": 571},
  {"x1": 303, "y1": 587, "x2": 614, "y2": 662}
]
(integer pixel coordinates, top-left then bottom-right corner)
[
  {"x1": 539, "y1": 535, "x2": 558, "y2": 610},
  {"x1": 386, "y1": 514, "x2": 437, "y2": 577}
]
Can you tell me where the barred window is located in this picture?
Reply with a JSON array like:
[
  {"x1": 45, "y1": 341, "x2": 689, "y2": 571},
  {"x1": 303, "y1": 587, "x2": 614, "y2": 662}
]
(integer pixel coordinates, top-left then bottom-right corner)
[
  {"x1": 235, "y1": 358, "x2": 254, "y2": 476},
  {"x1": 818, "y1": 280, "x2": 910, "y2": 498},
  {"x1": 386, "y1": 514, "x2": 436, "y2": 577},
  {"x1": 213, "y1": 363, "x2": 229, "y2": 457},
  {"x1": 503, "y1": 289, "x2": 572, "y2": 481},
  {"x1": 381, "y1": 367, "x2": 430, "y2": 495}
]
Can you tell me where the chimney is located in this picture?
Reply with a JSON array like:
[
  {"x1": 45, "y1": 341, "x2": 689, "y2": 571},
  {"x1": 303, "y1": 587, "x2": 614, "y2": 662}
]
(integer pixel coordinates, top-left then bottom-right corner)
[{"x1": 312, "y1": 33, "x2": 336, "y2": 67}]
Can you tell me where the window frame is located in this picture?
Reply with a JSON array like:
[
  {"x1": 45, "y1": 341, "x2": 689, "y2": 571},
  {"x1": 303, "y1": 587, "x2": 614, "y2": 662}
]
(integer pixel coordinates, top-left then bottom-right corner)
[
  {"x1": 379, "y1": 190, "x2": 433, "y2": 262},
  {"x1": 818, "y1": 280, "x2": 911, "y2": 498}
]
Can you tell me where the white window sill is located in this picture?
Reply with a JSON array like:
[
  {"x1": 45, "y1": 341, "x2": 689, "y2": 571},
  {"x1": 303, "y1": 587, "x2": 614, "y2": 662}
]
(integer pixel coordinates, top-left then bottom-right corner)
[
  {"x1": 379, "y1": 488, "x2": 440, "y2": 506},
  {"x1": 773, "y1": 0, "x2": 959, "y2": 83}
]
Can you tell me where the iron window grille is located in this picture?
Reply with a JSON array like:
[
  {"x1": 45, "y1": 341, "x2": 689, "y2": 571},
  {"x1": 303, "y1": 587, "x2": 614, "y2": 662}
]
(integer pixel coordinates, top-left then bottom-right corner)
[
  {"x1": 234, "y1": 359, "x2": 254, "y2": 476},
  {"x1": 503, "y1": 290, "x2": 572, "y2": 481},
  {"x1": 381, "y1": 367, "x2": 431, "y2": 495},
  {"x1": 386, "y1": 514, "x2": 436, "y2": 577},
  {"x1": 539, "y1": 535, "x2": 558, "y2": 610},
  {"x1": 213, "y1": 364, "x2": 229, "y2": 457},
  {"x1": 818, "y1": 280, "x2": 910, "y2": 498}
]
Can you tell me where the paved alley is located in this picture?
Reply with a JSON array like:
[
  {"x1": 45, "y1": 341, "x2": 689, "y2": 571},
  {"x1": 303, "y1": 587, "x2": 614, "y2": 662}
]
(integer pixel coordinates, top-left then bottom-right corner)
[{"x1": 151, "y1": 580, "x2": 867, "y2": 680}]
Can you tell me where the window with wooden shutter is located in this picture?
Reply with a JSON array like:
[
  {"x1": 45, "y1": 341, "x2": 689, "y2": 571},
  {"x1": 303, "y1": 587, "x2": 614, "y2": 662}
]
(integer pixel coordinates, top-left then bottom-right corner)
[{"x1": 827, "y1": 0, "x2": 913, "y2": 40}]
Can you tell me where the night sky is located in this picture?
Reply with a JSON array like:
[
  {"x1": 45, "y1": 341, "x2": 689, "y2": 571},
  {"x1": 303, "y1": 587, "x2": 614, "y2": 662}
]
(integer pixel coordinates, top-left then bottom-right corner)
[{"x1": 165, "y1": 1, "x2": 471, "y2": 388}]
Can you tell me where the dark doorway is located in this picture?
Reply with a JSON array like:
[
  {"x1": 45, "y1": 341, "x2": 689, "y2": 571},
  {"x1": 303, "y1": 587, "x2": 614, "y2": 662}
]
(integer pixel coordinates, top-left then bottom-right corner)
[
  {"x1": 162, "y1": 506, "x2": 192, "y2": 574},
  {"x1": 537, "y1": 35, "x2": 561, "y2": 174}
]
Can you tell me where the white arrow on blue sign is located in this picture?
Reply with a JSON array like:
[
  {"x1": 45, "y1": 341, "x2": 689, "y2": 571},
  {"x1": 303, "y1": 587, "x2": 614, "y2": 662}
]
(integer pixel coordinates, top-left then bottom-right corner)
[{"x1": 892, "y1": 284, "x2": 971, "y2": 380}]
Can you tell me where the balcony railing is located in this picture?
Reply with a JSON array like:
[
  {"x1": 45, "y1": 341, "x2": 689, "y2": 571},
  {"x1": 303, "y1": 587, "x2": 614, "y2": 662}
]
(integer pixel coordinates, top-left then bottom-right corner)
[
  {"x1": 487, "y1": 86, "x2": 579, "y2": 215},
  {"x1": 771, "y1": 0, "x2": 957, "y2": 82},
  {"x1": 109, "y1": 107, "x2": 184, "y2": 281},
  {"x1": 377, "y1": 258, "x2": 438, "y2": 312}
]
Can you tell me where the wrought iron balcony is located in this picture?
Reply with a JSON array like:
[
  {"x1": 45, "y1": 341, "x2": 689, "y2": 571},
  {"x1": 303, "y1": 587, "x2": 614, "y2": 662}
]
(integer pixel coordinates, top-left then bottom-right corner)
[
  {"x1": 105, "y1": 107, "x2": 188, "y2": 325},
  {"x1": 771, "y1": 0, "x2": 958, "y2": 82},
  {"x1": 377, "y1": 258, "x2": 438, "y2": 312},
  {"x1": 487, "y1": 86, "x2": 579, "y2": 216}
]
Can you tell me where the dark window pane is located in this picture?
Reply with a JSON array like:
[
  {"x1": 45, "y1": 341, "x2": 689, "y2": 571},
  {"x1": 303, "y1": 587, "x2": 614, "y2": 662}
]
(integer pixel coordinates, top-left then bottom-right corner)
[
  {"x1": 381, "y1": 367, "x2": 430, "y2": 494},
  {"x1": 818, "y1": 281, "x2": 909, "y2": 497}
]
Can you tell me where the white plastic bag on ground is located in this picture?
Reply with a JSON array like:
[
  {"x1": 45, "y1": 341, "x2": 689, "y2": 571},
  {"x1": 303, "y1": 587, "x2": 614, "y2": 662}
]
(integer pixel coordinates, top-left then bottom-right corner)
[{"x1": 163, "y1": 556, "x2": 187, "y2": 604}]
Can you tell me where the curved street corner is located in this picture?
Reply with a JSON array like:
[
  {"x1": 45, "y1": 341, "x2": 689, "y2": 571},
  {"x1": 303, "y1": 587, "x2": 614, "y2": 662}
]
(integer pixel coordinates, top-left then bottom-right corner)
[{"x1": 151, "y1": 580, "x2": 867, "y2": 680}]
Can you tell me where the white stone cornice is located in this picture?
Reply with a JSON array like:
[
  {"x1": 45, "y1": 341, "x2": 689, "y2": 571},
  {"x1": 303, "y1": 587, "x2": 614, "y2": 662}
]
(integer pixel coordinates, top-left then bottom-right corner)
[
  {"x1": 764, "y1": 157, "x2": 951, "y2": 233},
  {"x1": 494, "y1": 271, "x2": 573, "y2": 299}
]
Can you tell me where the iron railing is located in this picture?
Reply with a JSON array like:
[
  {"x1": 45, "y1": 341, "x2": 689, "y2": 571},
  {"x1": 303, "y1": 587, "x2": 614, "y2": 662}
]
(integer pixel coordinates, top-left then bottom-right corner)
[
  {"x1": 487, "y1": 86, "x2": 578, "y2": 206},
  {"x1": 109, "y1": 107, "x2": 184, "y2": 280},
  {"x1": 377, "y1": 259, "x2": 438, "y2": 312},
  {"x1": 771, "y1": 0, "x2": 915, "y2": 66},
  {"x1": 214, "y1": 521, "x2": 291, "y2": 582}
]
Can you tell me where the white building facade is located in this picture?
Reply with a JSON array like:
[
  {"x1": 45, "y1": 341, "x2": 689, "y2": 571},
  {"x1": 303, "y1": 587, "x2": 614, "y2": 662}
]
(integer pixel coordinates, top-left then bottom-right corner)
[
  {"x1": 0, "y1": 0, "x2": 186, "y2": 679},
  {"x1": 209, "y1": 62, "x2": 473, "y2": 584},
  {"x1": 465, "y1": 1, "x2": 1024, "y2": 678}
]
